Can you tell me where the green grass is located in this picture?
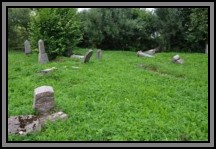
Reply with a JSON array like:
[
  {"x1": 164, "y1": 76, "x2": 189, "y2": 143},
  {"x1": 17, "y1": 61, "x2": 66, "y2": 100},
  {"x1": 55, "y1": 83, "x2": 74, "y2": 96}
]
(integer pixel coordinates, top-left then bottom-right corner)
[{"x1": 8, "y1": 49, "x2": 208, "y2": 141}]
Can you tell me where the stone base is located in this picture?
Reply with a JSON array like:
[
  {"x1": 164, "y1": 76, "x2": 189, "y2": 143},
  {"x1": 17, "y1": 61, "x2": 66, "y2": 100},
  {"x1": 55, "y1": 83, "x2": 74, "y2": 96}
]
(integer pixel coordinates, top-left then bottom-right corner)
[
  {"x1": 38, "y1": 53, "x2": 49, "y2": 64},
  {"x1": 8, "y1": 115, "x2": 41, "y2": 135}
]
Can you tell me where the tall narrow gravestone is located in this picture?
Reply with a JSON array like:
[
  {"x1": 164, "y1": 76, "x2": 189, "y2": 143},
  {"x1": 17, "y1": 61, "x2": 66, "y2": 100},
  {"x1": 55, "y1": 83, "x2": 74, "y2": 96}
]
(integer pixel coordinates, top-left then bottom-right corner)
[
  {"x1": 33, "y1": 86, "x2": 55, "y2": 115},
  {"x1": 38, "y1": 39, "x2": 49, "y2": 64},
  {"x1": 24, "y1": 40, "x2": 31, "y2": 54},
  {"x1": 97, "y1": 49, "x2": 102, "y2": 59},
  {"x1": 205, "y1": 44, "x2": 208, "y2": 54}
]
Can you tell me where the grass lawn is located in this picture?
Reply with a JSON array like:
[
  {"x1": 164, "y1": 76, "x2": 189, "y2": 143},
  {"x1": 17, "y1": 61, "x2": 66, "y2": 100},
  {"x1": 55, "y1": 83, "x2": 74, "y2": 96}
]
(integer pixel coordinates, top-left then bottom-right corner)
[{"x1": 8, "y1": 49, "x2": 208, "y2": 141}]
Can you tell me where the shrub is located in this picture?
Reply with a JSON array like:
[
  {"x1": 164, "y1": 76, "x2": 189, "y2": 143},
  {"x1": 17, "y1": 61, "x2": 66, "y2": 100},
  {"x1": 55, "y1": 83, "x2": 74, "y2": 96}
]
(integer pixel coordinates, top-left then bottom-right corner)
[{"x1": 29, "y1": 8, "x2": 82, "y2": 60}]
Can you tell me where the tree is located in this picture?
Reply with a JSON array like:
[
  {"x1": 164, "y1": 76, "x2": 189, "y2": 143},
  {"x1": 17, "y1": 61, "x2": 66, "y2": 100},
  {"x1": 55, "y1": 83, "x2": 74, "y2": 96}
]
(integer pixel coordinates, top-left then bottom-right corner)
[
  {"x1": 8, "y1": 8, "x2": 31, "y2": 50},
  {"x1": 29, "y1": 8, "x2": 82, "y2": 60},
  {"x1": 78, "y1": 8, "x2": 157, "y2": 51}
]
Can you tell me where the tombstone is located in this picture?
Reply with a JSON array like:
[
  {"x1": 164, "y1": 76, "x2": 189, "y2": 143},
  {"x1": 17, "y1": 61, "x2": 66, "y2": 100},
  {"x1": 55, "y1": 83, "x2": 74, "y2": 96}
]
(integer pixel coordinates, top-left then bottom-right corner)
[
  {"x1": 137, "y1": 50, "x2": 154, "y2": 57},
  {"x1": 70, "y1": 54, "x2": 84, "y2": 59},
  {"x1": 144, "y1": 49, "x2": 156, "y2": 55},
  {"x1": 8, "y1": 115, "x2": 41, "y2": 135},
  {"x1": 205, "y1": 44, "x2": 208, "y2": 54},
  {"x1": 33, "y1": 86, "x2": 55, "y2": 115},
  {"x1": 24, "y1": 40, "x2": 31, "y2": 54},
  {"x1": 172, "y1": 54, "x2": 184, "y2": 64},
  {"x1": 38, "y1": 39, "x2": 49, "y2": 64},
  {"x1": 97, "y1": 49, "x2": 102, "y2": 59},
  {"x1": 83, "y1": 49, "x2": 93, "y2": 63},
  {"x1": 70, "y1": 49, "x2": 93, "y2": 63}
]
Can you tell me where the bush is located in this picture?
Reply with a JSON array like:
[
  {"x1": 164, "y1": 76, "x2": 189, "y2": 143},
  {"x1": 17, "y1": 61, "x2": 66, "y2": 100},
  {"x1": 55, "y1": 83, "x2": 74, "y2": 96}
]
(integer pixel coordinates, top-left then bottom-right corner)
[{"x1": 29, "y1": 8, "x2": 82, "y2": 60}]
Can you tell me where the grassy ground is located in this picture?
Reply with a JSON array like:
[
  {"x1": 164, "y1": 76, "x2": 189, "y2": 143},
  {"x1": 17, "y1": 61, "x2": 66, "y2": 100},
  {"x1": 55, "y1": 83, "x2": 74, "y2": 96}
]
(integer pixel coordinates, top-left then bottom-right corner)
[{"x1": 8, "y1": 49, "x2": 208, "y2": 141}]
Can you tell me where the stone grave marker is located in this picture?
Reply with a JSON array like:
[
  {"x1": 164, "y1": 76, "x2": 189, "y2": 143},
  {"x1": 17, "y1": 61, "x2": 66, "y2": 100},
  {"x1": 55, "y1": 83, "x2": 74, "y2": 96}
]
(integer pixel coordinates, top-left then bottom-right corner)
[
  {"x1": 38, "y1": 39, "x2": 49, "y2": 64},
  {"x1": 97, "y1": 49, "x2": 102, "y2": 59},
  {"x1": 24, "y1": 40, "x2": 31, "y2": 54},
  {"x1": 33, "y1": 86, "x2": 55, "y2": 115}
]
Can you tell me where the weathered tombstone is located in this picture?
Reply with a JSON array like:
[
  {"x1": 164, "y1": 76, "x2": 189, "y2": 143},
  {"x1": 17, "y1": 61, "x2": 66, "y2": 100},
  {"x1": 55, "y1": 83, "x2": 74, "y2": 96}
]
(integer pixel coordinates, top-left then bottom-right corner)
[
  {"x1": 83, "y1": 49, "x2": 93, "y2": 63},
  {"x1": 144, "y1": 49, "x2": 155, "y2": 55},
  {"x1": 38, "y1": 39, "x2": 49, "y2": 64},
  {"x1": 24, "y1": 40, "x2": 31, "y2": 54},
  {"x1": 205, "y1": 44, "x2": 208, "y2": 54},
  {"x1": 137, "y1": 50, "x2": 154, "y2": 57},
  {"x1": 8, "y1": 115, "x2": 41, "y2": 135},
  {"x1": 172, "y1": 54, "x2": 184, "y2": 64},
  {"x1": 70, "y1": 49, "x2": 93, "y2": 63},
  {"x1": 33, "y1": 86, "x2": 55, "y2": 115},
  {"x1": 97, "y1": 49, "x2": 102, "y2": 59},
  {"x1": 70, "y1": 55, "x2": 84, "y2": 59}
]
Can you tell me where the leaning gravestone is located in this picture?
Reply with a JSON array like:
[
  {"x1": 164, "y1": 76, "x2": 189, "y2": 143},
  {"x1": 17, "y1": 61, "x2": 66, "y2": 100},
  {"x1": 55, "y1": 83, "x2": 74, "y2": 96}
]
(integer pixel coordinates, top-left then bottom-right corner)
[
  {"x1": 33, "y1": 86, "x2": 55, "y2": 115},
  {"x1": 97, "y1": 49, "x2": 102, "y2": 59},
  {"x1": 24, "y1": 40, "x2": 31, "y2": 54},
  {"x1": 83, "y1": 49, "x2": 93, "y2": 63},
  {"x1": 38, "y1": 39, "x2": 49, "y2": 64}
]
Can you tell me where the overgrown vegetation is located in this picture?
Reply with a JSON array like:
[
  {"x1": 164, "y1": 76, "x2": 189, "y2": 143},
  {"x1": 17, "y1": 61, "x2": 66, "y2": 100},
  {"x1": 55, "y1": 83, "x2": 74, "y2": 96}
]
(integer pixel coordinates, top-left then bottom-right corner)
[
  {"x1": 29, "y1": 8, "x2": 82, "y2": 60},
  {"x1": 8, "y1": 50, "x2": 208, "y2": 141},
  {"x1": 8, "y1": 8, "x2": 208, "y2": 57}
]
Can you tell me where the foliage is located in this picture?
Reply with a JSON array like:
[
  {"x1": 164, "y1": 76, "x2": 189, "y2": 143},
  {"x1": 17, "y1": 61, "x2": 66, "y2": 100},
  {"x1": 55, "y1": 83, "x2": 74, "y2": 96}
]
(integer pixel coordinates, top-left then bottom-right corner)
[
  {"x1": 155, "y1": 8, "x2": 208, "y2": 52},
  {"x1": 78, "y1": 8, "x2": 157, "y2": 51},
  {"x1": 29, "y1": 8, "x2": 82, "y2": 60},
  {"x1": 8, "y1": 8, "x2": 31, "y2": 49}
]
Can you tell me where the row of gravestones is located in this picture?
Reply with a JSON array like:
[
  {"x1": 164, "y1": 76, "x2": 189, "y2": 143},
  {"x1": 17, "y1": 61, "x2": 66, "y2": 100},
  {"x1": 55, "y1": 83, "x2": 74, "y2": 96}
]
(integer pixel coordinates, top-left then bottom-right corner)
[
  {"x1": 137, "y1": 48, "x2": 184, "y2": 64},
  {"x1": 8, "y1": 86, "x2": 65, "y2": 135},
  {"x1": 24, "y1": 39, "x2": 103, "y2": 64},
  {"x1": 24, "y1": 39, "x2": 49, "y2": 64}
]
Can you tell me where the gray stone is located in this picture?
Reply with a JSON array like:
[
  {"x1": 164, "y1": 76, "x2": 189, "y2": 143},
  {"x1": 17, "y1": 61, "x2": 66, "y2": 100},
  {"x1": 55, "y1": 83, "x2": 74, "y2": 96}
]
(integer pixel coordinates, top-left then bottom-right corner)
[
  {"x1": 33, "y1": 86, "x2": 55, "y2": 115},
  {"x1": 205, "y1": 44, "x2": 208, "y2": 54},
  {"x1": 70, "y1": 55, "x2": 84, "y2": 59},
  {"x1": 70, "y1": 49, "x2": 93, "y2": 63},
  {"x1": 40, "y1": 67, "x2": 57, "y2": 74},
  {"x1": 172, "y1": 55, "x2": 184, "y2": 64},
  {"x1": 8, "y1": 115, "x2": 41, "y2": 135},
  {"x1": 39, "y1": 111, "x2": 68, "y2": 125},
  {"x1": 144, "y1": 49, "x2": 155, "y2": 55},
  {"x1": 137, "y1": 51, "x2": 154, "y2": 57},
  {"x1": 38, "y1": 39, "x2": 49, "y2": 63},
  {"x1": 24, "y1": 40, "x2": 31, "y2": 54},
  {"x1": 38, "y1": 53, "x2": 49, "y2": 64},
  {"x1": 97, "y1": 49, "x2": 102, "y2": 59},
  {"x1": 83, "y1": 49, "x2": 93, "y2": 63},
  {"x1": 38, "y1": 39, "x2": 46, "y2": 54}
]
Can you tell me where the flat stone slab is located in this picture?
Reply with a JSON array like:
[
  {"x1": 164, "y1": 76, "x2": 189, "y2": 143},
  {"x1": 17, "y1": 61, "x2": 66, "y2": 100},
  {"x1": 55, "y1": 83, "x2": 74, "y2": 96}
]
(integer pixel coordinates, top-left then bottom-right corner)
[
  {"x1": 8, "y1": 115, "x2": 41, "y2": 135},
  {"x1": 137, "y1": 51, "x2": 154, "y2": 57},
  {"x1": 39, "y1": 111, "x2": 68, "y2": 125},
  {"x1": 40, "y1": 67, "x2": 57, "y2": 74},
  {"x1": 70, "y1": 55, "x2": 84, "y2": 59}
]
